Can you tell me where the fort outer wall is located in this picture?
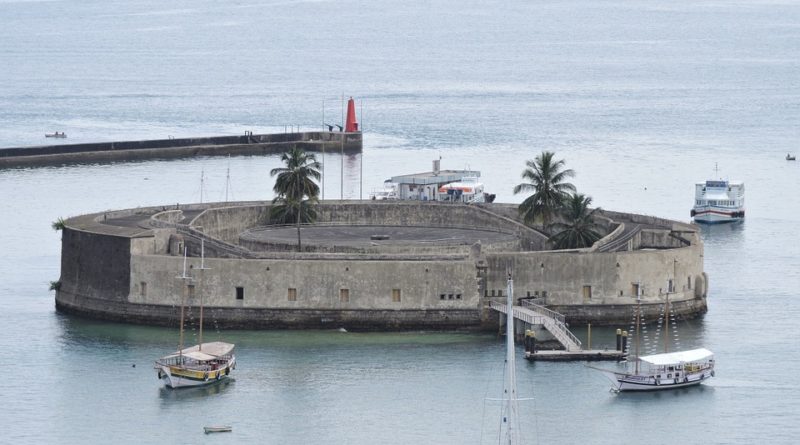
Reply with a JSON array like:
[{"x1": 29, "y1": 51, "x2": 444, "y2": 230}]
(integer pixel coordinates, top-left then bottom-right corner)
[
  {"x1": 0, "y1": 131, "x2": 361, "y2": 169},
  {"x1": 54, "y1": 201, "x2": 707, "y2": 330}
]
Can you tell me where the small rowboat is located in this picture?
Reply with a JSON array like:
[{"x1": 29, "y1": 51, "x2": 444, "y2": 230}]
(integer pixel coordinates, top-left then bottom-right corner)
[
  {"x1": 45, "y1": 132, "x2": 67, "y2": 138},
  {"x1": 204, "y1": 425, "x2": 232, "y2": 434}
]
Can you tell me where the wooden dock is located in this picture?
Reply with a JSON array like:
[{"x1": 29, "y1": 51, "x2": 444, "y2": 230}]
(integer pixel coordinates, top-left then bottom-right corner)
[{"x1": 524, "y1": 349, "x2": 625, "y2": 362}]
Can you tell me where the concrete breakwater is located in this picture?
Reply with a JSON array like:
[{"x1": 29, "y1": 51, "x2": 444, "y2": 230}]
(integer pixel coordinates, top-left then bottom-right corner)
[
  {"x1": 55, "y1": 201, "x2": 708, "y2": 331},
  {"x1": 0, "y1": 131, "x2": 362, "y2": 168}
]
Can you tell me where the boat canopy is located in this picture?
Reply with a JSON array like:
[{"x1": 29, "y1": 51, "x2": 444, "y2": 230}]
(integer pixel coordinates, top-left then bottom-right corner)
[
  {"x1": 639, "y1": 348, "x2": 714, "y2": 366},
  {"x1": 180, "y1": 341, "x2": 235, "y2": 357}
]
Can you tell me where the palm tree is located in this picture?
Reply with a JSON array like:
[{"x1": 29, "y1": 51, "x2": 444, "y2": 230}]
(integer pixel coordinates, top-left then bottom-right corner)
[
  {"x1": 270, "y1": 195, "x2": 319, "y2": 251},
  {"x1": 270, "y1": 147, "x2": 321, "y2": 202},
  {"x1": 270, "y1": 147, "x2": 322, "y2": 251},
  {"x1": 52, "y1": 217, "x2": 66, "y2": 231},
  {"x1": 548, "y1": 193, "x2": 603, "y2": 249},
  {"x1": 513, "y1": 151, "x2": 576, "y2": 229}
]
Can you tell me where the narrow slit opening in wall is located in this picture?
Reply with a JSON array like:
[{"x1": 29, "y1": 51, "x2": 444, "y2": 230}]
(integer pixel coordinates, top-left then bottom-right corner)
[
  {"x1": 236, "y1": 286, "x2": 244, "y2": 300},
  {"x1": 140, "y1": 281, "x2": 147, "y2": 297},
  {"x1": 392, "y1": 288, "x2": 401, "y2": 302},
  {"x1": 340, "y1": 288, "x2": 350, "y2": 303},
  {"x1": 288, "y1": 288, "x2": 297, "y2": 301}
]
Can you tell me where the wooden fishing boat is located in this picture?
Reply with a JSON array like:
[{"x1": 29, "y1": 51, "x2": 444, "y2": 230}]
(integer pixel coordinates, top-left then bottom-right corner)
[
  {"x1": 154, "y1": 243, "x2": 236, "y2": 389},
  {"x1": 204, "y1": 425, "x2": 232, "y2": 434}
]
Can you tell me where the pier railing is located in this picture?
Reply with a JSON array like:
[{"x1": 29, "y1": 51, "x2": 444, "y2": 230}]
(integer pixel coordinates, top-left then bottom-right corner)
[{"x1": 490, "y1": 301, "x2": 582, "y2": 352}]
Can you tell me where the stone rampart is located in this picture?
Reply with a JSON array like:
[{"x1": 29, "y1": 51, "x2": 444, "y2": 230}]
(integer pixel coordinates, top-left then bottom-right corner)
[{"x1": 55, "y1": 201, "x2": 708, "y2": 330}]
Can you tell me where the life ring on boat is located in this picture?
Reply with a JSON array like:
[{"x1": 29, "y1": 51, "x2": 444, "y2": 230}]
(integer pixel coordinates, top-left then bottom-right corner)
[
  {"x1": 674, "y1": 378, "x2": 679, "y2": 384},
  {"x1": 204, "y1": 372, "x2": 209, "y2": 381},
  {"x1": 700, "y1": 374, "x2": 704, "y2": 380},
  {"x1": 684, "y1": 377, "x2": 689, "y2": 383},
  {"x1": 710, "y1": 370, "x2": 715, "y2": 377},
  {"x1": 655, "y1": 379, "x2": 661, "y2": 386},
  {"x1": 157, "y1": 370, "x2": 163, "y2": 379},
  {"x1": 225, "y1": 367, "x2": 230, "y2": 376},
  {"x1": 216, "y1": 371, "x2": 221, "y2": 381}
]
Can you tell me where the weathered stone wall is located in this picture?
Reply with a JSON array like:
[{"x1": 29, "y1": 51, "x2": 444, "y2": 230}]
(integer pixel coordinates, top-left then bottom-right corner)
[
  {"x1": 55, "y1": 201, "x2": 708, "y2": 329},
  {"x1": 0, "y1": 131, "x2": 362, "y2": 168},
  {"x1": 59, "y1": 227, "x2": 132, "y2": 303},
  {"x1": 483, "y1": 242, "x2": 705, "y2": 307}
]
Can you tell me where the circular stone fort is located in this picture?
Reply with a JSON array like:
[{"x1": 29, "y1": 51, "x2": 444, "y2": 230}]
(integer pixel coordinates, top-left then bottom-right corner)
[{"x1": 55, "y1": 200, "x2": 708, "y2": 330}]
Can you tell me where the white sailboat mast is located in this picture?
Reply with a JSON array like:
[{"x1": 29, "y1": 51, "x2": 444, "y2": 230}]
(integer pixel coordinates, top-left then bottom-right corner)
[
  {"x1": 504, "y1": 273, "x2": 520, "y2": 445},
  {"x1": 178, "y1": 246, "x2": 189, "y2": 357}
]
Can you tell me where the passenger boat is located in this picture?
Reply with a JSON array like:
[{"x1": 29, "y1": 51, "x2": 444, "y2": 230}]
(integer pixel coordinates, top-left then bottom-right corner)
[
  {"x1": 438, "y1": 176, "x2": 490, "y2": 203},
  {"x1": 45, "y1": 132, "x2": 67, "y2": 138},
  {"x1": 155, "y1": 243, "x2": 236, "y2": 389},
  {"x1": 691, "y1": 166, "x2": 744, "y2": 223},
  {"x1": 369, "y1": 181, "x2": 398, "y2": 200},
  {"x1": 787, "y1": 154, "x2": 796, "y2": 161},
  {"x1": 590, "y1": 295, "x2": 715, "y2": 392}
]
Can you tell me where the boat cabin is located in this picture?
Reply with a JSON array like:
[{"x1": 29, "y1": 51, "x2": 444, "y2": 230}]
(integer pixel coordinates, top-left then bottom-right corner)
[{"x1": 389, "y1": 160, "x2": 483, "y2": 202}]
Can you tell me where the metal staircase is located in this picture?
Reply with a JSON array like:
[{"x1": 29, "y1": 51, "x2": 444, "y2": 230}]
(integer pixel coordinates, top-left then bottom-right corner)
[{"x1": 490, "y1": 300, "x2": 582, "y2": 352}]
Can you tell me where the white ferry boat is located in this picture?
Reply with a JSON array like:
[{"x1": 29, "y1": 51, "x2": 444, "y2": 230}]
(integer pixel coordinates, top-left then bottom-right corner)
[
  {"x1": 691, "y1": 179, "x2": 745, "y2": 224},
  {"x1": 437, "y1": 176, "x2": 488, "y2": 203}
]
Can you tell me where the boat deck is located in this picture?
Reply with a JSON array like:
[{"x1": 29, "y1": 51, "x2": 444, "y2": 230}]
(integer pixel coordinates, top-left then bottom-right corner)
[{"x1": 525, "y1": 349, "x2": 625, "y2": 361}]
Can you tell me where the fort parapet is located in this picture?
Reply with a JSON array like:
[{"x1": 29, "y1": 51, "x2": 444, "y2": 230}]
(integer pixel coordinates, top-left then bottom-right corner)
[{"x1": 55, "y1": 201, "x2": 707, "y2": 330}]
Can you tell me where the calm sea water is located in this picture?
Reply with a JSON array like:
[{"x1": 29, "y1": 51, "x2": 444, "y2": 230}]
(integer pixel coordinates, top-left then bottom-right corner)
[{"x1": 2, "y1": 0, "x2": 800, "y2": 443}]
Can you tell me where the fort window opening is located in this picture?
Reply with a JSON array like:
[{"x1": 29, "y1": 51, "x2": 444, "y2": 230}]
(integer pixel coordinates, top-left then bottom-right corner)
[
  {"x1": 688, "y1": 276, "x2": 692, "y2": 289},
  {"x1": 140, "y1": 282, "x2": 147, "y2": 297},
  {"x1": 456, "y1": 294, "x2": 462, "y2": 300},
  {"x1": 632, "y1": 283, "x2": 640, "y2": 297},
  {"x1": 288, "y1": 288, "x2": 297, "y2": 301},
  {"x1": 668, "y1": 279, "x2": 674, "y2": 293},
  {"x1": 582, "y1": 285, "x2": 592, "y2": 300},
  {"x1": 440, "y1": 294, "x2": 446, "y2": 300},
  {"x1": 187, "y1": 284, "x2": 195, "y2": 299},
  {"x1": 340, "y1": 288, "x2": 350, "y2": 303},
  {"x1": 392, "y1": 289, "x2": 401, "y2": 302},
  {"x1": 236, "y1": 286, "x2": 244, "y2": 300},
  {"x1": 448, "y1": 294, "x2": 454, "y2": 300}
]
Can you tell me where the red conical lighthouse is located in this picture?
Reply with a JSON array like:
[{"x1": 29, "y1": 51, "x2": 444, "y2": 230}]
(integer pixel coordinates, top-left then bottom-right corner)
[{"x1": 345, "y1": 97, "x2": 359, "y2": 132}]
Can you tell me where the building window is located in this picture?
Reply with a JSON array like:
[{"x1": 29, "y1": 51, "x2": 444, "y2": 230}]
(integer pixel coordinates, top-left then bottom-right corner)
[
  {"x1": 440, "y1": 294, "x2": 446, "y2": 300},
  {"x1": 236, "y1": 286, "x2": 244, "y2": 300},
  {"x1": 687, "y1": 276, "x2": 692, "y2": 289},
  {"x1": 498, "y1": 290, "x2": 503, "y2": 297},
  {"x1": 668, "y1": 279, "x2": 674, "y2": 293},
  {"x1": 448, "y1": 294, "x2": 454, "y2": 300},
  {"x1": 582, "y1": 285, "x2": 592, "y2": 300},
  {"x1": 340, "y1": 288, "x2": 350, "y2": 303},
  {"x1": 456, "y1": 294, "x2": 462, "y2": 300},
  {"x1": 140, "y1": 282, "x2": 147, "y2": 297},
  {"x1": 632, "y1": 283, "x2": 640, "y2": 297},
  {"x1": 392, "y1": 289, "x2": 401, "y2": 302},
  {"x1": 188, "y1": 284, "x2": 195, "y2": 299},
  {"x1": 288, "y1": 288, "x2": 297, "y2": 301}
]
